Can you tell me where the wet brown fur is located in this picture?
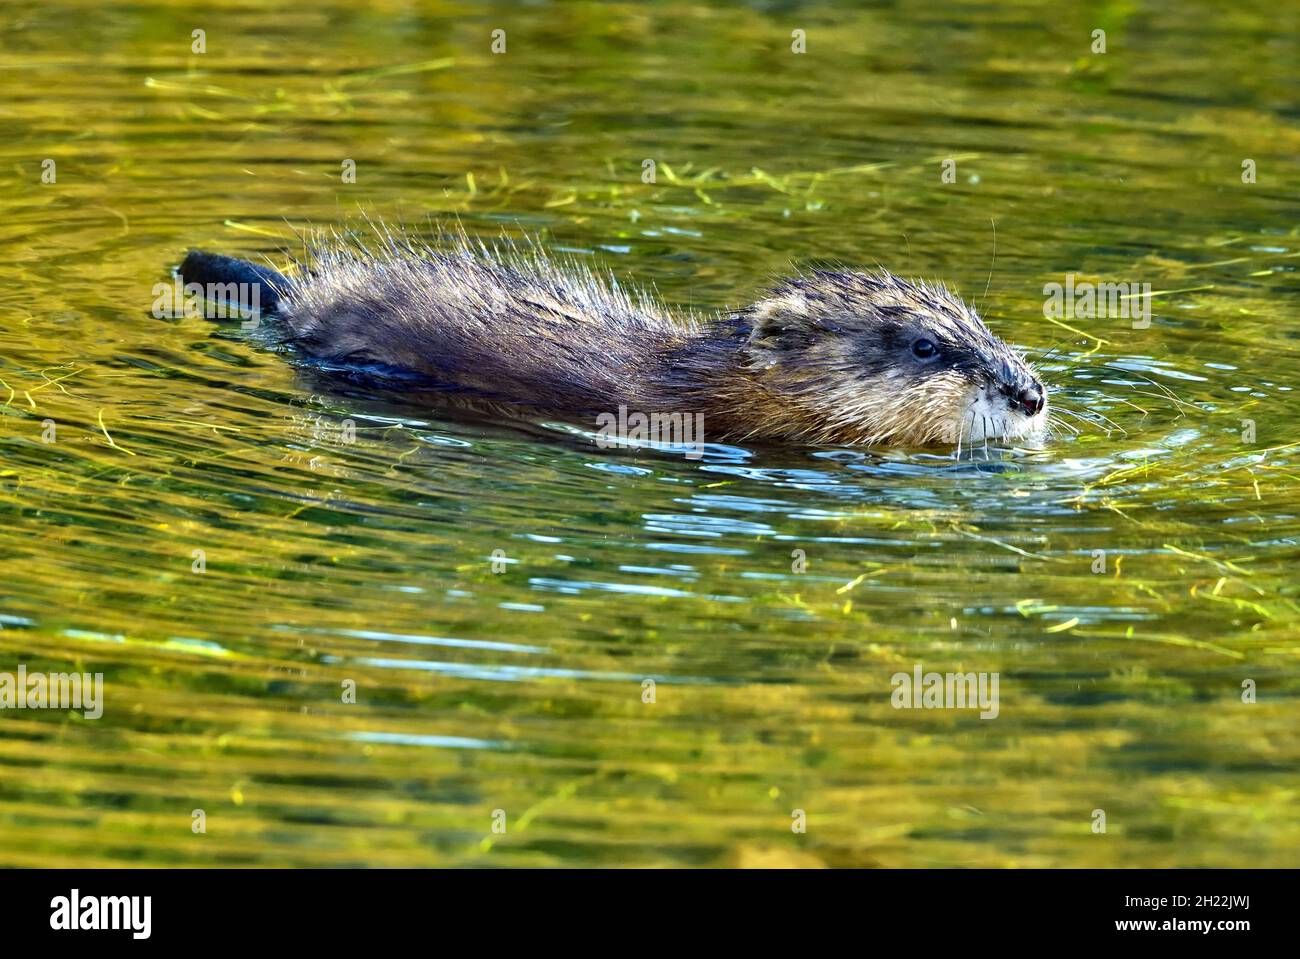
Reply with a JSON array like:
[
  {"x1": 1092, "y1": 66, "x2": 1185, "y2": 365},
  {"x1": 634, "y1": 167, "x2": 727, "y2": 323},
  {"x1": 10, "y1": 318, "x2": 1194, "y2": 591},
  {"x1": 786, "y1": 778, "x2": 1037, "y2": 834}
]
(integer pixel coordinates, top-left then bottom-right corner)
[{"x1": 201, "y1": 229, "x2": 1047, "y2": 447}]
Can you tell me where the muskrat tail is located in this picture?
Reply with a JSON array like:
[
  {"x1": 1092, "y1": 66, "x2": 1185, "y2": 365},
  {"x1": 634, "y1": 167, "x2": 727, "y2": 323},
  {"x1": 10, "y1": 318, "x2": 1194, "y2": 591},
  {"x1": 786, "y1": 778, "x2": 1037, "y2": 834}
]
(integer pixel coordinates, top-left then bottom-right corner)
[{"x1": 177, "y1": 250, "x2": 289, "y2": 316}]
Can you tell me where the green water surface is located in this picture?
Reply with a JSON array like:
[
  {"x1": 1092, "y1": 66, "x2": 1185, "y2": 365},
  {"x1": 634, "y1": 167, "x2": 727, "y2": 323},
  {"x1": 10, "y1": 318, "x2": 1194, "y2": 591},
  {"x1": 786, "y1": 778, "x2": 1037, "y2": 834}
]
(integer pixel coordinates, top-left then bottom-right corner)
[{"x1": 0, "y1": 0, "x2": 1297, "y2": 866}]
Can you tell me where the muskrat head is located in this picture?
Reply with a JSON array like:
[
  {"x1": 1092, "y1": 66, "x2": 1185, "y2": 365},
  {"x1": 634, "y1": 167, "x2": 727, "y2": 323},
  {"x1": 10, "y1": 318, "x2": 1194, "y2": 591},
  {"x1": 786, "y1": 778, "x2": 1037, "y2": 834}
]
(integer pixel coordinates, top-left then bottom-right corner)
[{"x1": 737, "y1": 270, "x2": 1047, "y2": 447}]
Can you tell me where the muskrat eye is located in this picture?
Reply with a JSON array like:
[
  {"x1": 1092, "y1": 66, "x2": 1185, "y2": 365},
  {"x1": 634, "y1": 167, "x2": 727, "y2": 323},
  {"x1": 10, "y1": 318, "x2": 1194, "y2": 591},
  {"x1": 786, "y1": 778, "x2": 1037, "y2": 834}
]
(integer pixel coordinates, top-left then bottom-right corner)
[{"x1": 911, "y1": 338, "x2": 938, "y2": 359}]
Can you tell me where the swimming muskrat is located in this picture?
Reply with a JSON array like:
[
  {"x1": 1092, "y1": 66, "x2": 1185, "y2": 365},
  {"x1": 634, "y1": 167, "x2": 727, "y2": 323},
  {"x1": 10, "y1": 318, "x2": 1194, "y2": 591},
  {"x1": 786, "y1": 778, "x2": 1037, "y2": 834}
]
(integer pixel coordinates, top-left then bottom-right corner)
[{"x1": 178, "y1": 231, "x2": 1047, "y2": 448}]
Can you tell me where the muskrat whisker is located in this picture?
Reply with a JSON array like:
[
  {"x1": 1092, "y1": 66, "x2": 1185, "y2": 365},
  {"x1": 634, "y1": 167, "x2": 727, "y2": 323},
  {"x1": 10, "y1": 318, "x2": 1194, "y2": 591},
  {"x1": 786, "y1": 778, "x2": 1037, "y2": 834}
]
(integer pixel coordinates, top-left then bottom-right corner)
[
  {"x1": 1123, "y1": 389, "x2": 1200, "y2": 415},
  {"x1": 954, "y1": 405, "x2": 977, "y2": 459},
  {"x1": 1050, "y1": 405, "x2": 1109, "y2": 425},
  {"x1": 1050, "y1": 405, "x2": 1127, "y2": 436},
  {"x1": 1026, "y1": 332, "x2": 1082, "y2": 367},
  {"x1": 1046, "y1": 414, "x2": 1080, "y2": 436},
  {"x1": 1094, "y1": 361, "x2": 1183, "y2": 404},
  {"x1": 1092, "y1": 361, "x2": 1203, "y2": 418}
]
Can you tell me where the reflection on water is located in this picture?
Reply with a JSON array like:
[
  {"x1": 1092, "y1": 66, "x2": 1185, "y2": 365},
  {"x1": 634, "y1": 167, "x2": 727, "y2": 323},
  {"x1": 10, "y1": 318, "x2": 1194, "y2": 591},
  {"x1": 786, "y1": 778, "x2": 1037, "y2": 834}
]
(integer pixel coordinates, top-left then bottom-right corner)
[{"x1": 0, "y1": 0, "x2": 1297, "y2": 867}]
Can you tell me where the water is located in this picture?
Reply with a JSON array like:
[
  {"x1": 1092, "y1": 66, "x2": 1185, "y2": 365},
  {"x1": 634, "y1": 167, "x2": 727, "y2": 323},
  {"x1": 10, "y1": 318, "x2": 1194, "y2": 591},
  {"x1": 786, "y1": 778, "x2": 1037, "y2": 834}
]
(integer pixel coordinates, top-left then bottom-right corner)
[{"x1": 0, "y1": 0, "x2": 1297, "y2": 867}]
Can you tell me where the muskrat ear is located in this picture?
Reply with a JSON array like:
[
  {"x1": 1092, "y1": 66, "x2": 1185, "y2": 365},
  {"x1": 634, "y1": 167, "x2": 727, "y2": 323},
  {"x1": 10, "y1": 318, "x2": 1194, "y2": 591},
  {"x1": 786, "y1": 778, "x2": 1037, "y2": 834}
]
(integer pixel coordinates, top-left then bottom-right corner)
[{"x1": 743, "y1": 292, "x2": 839, "y2": 357}]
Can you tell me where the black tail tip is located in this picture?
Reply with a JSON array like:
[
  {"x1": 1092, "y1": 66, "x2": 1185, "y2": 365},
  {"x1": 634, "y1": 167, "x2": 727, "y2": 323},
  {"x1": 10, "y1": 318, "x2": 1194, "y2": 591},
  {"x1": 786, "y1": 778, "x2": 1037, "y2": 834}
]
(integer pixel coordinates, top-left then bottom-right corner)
[{"x1": 176, "y1": 250, "x2": 287, "y2": 315}]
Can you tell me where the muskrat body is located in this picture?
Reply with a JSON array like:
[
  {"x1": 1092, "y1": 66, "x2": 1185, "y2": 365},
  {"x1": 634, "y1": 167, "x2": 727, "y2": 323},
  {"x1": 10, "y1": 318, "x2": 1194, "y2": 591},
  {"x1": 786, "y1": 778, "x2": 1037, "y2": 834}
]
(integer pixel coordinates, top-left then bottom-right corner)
[{"x1": 178, "y1": 231, "x2": 1047, "y2": 447}]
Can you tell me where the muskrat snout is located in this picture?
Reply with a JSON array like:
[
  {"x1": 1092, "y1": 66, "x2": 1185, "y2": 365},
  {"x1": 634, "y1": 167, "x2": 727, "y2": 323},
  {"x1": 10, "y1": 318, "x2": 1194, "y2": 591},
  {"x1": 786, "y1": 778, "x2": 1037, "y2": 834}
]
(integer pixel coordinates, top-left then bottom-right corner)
[
  {"x1": 1002, "y1": 380, "x2": 1045, "y2": 417},
  {"x1": 1019, "y1": 384, "x2": 1046, "y2": 416}
]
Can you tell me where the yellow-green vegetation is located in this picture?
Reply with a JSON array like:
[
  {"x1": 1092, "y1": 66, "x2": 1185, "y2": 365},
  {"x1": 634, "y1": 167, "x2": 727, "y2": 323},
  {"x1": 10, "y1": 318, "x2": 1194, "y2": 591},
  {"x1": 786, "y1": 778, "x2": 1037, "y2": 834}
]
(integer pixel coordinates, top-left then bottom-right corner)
[{"x1": 0, "y1": 0, "x2": 1296, "y2": 867}]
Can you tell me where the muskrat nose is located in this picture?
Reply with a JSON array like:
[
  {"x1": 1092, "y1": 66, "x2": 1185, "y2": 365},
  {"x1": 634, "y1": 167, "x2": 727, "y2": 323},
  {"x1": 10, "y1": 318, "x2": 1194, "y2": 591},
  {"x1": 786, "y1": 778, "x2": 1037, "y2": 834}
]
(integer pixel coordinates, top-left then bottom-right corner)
[{"x1": 1016, "y1": 384, "x2": 1045, "y2": 416}]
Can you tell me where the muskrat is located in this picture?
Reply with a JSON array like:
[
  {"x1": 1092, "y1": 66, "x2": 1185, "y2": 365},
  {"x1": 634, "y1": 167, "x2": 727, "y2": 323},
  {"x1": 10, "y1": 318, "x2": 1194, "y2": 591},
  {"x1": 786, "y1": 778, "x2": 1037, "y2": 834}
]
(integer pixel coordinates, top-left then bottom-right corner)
[{"x1": 177, "y1": 230, "x2": 1047, "y2": 448}]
